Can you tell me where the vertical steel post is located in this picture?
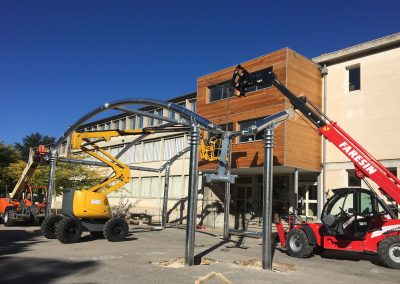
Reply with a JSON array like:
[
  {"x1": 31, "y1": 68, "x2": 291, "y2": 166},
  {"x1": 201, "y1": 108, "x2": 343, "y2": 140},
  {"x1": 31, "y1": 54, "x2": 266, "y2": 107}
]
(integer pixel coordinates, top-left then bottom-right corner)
[
  {"x1": 293, "y1": 168, "x2": 298, "y2": 216},
  {"x1": 162, "y1": 164, "x2": 171, "y2": 228},
  {"x1": 223, "y1": 175, "x2": 231, "y2": 240},
  {"x1": 185, "y1": 124, "x2": 200, "y2": 266},
  {"x1": 46, "y1": 149, "x2": 57, "y2": 216},
  {"x1": 262, "y1": 126, "x2": 274, "y2": 271}
]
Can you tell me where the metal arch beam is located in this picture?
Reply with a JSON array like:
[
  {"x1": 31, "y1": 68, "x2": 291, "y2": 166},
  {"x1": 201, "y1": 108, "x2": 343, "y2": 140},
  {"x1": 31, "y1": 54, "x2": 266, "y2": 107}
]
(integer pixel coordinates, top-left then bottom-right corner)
[
  {"x1": 53, "y1": 98, "x2": 220, "y2": 150},
  {"x1": 46, "y1": 98, "x2": 221, "y2": 214}
]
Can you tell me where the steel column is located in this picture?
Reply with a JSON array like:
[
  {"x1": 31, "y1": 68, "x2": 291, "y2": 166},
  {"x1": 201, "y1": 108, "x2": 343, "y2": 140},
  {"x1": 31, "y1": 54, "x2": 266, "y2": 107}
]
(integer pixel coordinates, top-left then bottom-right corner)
[
  {"x1": 262, "y1": 126, "x2": 274, "y2": 271},
  {"x1": 46, "y1": 149, "x2": 57, "y2": 216},
  {"x1": 223, "y1": 177, "x2": 231, "y2": 240},
  {"x1": 293, "y1": 168, "x2": 299, "y2": 216},
  {"x1": 185, "y1": 124, "x2": 200, "y2": 266},
  {"x1": 161, "y1": 164, "x2": 171, "y2": 228}
]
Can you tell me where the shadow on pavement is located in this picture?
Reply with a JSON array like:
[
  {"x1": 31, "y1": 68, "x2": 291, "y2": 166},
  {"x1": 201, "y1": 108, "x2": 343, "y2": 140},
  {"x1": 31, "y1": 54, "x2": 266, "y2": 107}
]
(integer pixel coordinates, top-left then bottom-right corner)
[
  {"x1": 0, "y1": 229, "x2": 45, "y2": 256},
  {"x1": 320, "y1": 250, "x2": 386, "y2": 268},
  {"x1": 0, "y1": 256, "x2": 99, "y2": 283}
]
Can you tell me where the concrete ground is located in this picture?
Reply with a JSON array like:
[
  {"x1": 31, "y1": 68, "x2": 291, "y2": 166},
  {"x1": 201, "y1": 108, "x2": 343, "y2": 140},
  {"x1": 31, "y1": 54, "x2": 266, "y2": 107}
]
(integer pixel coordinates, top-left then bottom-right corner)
[{"x1": 0, "y1": 224, "x2": 398, "y2": 284}]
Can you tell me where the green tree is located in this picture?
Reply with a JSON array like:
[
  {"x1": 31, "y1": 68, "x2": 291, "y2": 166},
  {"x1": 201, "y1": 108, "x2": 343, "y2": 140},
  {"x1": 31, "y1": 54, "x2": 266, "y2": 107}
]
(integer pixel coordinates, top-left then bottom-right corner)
[
  {"x1": 15, "y1": 132, "x2": 55, "y2": 162},
  {"x1": 1, "y1": 161, "x2": 105, "y2": 196},
  {"x1": 0, "y1": 142, "x2": 21, "y2": 167}
]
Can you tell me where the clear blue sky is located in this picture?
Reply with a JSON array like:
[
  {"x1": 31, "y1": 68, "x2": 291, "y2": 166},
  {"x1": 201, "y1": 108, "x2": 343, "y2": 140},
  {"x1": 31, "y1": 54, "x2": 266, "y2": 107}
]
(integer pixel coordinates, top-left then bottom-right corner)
[{"x1": 1, "y1": 0, "x2": 399, "y2": 144}]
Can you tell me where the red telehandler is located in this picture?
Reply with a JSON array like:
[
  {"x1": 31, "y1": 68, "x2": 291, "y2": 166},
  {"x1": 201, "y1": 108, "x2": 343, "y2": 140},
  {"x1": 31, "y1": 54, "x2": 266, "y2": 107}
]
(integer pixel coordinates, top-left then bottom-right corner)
[
  {"x1": 232, "y1": 65, "x2": 400, "y2": 269},
  {"x1": 0, "y1": 146, "x2": 48, "y2": 225}
]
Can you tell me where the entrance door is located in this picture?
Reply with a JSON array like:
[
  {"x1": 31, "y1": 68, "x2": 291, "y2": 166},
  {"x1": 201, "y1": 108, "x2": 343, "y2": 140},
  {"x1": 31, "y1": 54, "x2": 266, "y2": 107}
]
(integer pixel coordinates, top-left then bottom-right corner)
[{"x1": 298, "y1": 182, "x2": 318, "y2": 217}]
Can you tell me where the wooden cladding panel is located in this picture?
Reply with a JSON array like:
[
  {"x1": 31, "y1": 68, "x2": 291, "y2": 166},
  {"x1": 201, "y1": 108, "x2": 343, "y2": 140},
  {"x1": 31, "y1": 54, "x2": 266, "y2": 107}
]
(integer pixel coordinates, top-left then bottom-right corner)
[
  {"x1": 197, "y1": 48, "x2": 322, "y2": 172},
  {"x1": 197, "y1": 49, "x2": 288, "y2": 170},
  {"x1": 285, "y1": 49, "x2": 322, "y2": 171}
]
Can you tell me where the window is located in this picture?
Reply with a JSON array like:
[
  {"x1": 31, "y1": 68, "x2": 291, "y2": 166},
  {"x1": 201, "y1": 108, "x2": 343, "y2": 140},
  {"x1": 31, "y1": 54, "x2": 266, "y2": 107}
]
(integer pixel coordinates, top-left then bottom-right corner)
[
  {"x1": 114, "y1": 120, "x2": 119, "y2": 130},
  {"x1": 138, "y1": 116, "x2": 143, "y2": 128},
  {"x1": 238, "y1": 117, "x2": 266, "y2": 142},
  {"x1": 209, "y1": 81, "x2": 233, "y2": 102},
  {"x1": 244, "y1": 67, "x2": 273, "y2": 93},
  {"x1": 359, "y1": 192, "x2": 373, "y2": 215},
  {"x1": 218, "y1": 122, "x2": 233, "y2": 132},
  {"x1": 163, "y1": 136, "x2": 185, "y2": 160},
  {"x1": 129, "y1": 116, "x2": 136, "y2": 129},
  {"x1": 143, "y1": 141, "x2": 161, "y2": 162},
  {"x1": 189, "y1": 99, "x2": 197, "y2": 112},
  {"x1": 169, "y1": 110, "x2": 175, "y2": 120},
  {"x1": 105, "y1": 122, "x2": 110, "y2": 130},
  {"x1": 148, "y1": 116, "x2": 154, "y2": 126},
  {"x1": 121, "y1": 118, "x2": 126, "y2": 130},
  {"x1": 348, "y1": 65, "x2": 360, "y2": 92},
  {"x1": 99, "y1": 124, "x2": 105, "y2": 130},
  {"x1": 131, "y1": 177, "x2": 140, "y2": 197},
  {"x1": 156, "y1": 109, "x2": 163, "y2": 125},
  {"x1": 347, "y1": 169, "x2": 361, "y2": 187}
]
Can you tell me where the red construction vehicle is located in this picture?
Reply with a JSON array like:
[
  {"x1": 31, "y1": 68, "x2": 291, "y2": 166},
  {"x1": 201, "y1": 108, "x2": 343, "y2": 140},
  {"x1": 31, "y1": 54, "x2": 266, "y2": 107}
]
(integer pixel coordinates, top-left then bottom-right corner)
[
  {"x1": 232, "y1": 65, "x2": 400, "y2": 269},
  {"x1": 0, "y1": 145, "x2": 48, "y2": 225}
]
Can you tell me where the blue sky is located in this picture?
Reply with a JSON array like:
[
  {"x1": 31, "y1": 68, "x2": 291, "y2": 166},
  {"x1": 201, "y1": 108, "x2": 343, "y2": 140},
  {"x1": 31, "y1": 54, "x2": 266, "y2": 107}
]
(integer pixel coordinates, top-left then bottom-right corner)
[{"x1": 1, "y1": 0, "x2": 399, "y2": 144}]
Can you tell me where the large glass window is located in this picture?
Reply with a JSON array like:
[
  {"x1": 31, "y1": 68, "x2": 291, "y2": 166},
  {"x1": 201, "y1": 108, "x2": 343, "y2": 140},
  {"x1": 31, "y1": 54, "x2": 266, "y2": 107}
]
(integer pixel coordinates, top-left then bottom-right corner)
[
  {"x1": 348, "y1": 65, "x2": 360, "y2": 92},
  {"x1": 238, "y1": 117, "x2": 266, "y2": 142},
  {"x1": 143, "y1": 140, "x2": 161, "y2": 162},
  {"x1": 209, "y1": 81, "x2": 233, "y2": 102}
]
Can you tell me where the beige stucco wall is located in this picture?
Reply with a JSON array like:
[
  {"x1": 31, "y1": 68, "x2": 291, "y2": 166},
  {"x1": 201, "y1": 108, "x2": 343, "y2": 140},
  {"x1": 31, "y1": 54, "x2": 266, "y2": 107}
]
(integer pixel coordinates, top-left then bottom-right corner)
[
  {"x1": 325, "y1": 47, "x2": 400, "y2": 163},
  {"x1": 324, "y1": 47, "x2": 400, "y2": 192}
]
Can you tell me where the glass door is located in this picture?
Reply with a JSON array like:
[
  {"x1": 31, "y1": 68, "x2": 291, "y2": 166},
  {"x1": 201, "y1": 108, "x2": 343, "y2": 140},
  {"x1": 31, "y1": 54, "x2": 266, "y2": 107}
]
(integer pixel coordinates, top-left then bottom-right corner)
[{"x1": 298, "y1": 182, "x2": 318, "y2": 217}]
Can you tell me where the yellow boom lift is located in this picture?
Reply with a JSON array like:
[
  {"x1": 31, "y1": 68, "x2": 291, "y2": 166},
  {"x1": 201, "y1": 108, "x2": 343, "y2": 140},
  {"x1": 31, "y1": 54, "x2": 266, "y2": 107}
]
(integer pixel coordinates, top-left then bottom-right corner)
[{"x1": 41, "y1": 129, "x2": 154, "y2": 243}]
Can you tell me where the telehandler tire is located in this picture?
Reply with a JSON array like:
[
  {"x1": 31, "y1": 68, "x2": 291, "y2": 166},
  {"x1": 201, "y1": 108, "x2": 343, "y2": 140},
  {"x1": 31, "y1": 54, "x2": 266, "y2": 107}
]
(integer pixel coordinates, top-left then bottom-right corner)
[
  {"x1": 286, "y1": 228, "x2": 313, "y2": 258},
  {"x1": 56, "y1": 217, "x2": 82, "y2": 244},
  {"x1": 378, "y1": 236, "x2": 400, "y2": 269},
  {"x1": 41, "y1": 215, "x2": 62, "y2": 239},
  {"x1": 104, "y1": 217, "x2": 128, "y2": 242},
  {"x1": 4, "y1": 208, "x2": 15, "y2": 227}
]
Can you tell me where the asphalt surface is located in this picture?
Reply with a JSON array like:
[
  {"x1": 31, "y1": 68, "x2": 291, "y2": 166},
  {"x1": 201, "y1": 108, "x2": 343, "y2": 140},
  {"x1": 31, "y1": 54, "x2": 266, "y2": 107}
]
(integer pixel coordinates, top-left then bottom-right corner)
[{"x1": 0, "y1": 224, "x2": 398, "y2": 284}]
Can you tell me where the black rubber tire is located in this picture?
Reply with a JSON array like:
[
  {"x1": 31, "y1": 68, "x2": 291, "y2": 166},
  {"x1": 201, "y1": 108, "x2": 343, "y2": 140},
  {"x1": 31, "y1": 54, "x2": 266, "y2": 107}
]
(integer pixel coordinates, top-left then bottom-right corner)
[
  {"x1": 103, "y1": 217, "x2": 128, "y2": 242},
  {"x1": 41, "y1": 215, "x2": 62, "y2": 239},
  {"x1": 56, "y1": 217, "x2": 82, "y2": 244},
  {"x1": 378, "y1": 236, "x2": 400, "y2": 269},
  {"x1": 286, "y1": 228, "x2": 313, "y2": 258},
  {"x1": 90, "y1": 231, "x2": 105, "y2": 239},
  {"x1": 3, "y1": 208, "x2": 15, "y2": 227}
]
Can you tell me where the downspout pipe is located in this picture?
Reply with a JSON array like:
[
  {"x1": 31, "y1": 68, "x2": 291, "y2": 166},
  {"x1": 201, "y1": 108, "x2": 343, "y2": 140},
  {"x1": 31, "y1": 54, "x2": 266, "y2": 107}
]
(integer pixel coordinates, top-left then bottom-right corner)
[{"x1": 321, "y1": 65, "x2": 328, "y2": 212}]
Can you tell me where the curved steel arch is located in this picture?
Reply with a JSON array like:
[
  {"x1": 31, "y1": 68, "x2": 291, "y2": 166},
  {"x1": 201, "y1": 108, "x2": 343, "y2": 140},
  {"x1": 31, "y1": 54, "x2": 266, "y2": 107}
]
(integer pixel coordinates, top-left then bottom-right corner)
[
  {"x1": 53, "y1": 98, "x2": 220, "y2": 150},
  {"x1": 46, "y1": 98, "x2": 222, "y2": 215}
]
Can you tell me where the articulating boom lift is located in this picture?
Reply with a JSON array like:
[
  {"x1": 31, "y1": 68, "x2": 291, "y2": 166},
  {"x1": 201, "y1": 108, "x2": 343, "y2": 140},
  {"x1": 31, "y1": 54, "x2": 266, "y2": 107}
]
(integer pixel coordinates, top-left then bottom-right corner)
[
  {"x1": 41, "y1": 129, "x2": 154, "y2": 243},
  {"x1": 232, "y1": 65, "x2": 400, "y2": 269}
]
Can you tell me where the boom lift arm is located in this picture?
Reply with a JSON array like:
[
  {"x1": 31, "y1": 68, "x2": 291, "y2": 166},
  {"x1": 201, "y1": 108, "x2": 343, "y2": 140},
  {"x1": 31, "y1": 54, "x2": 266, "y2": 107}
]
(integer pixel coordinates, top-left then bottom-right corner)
[
  {"x1": 70, "y1": 129, "x2": 155, "y2": 195},
  {"x1": 232, "y1": 65, "x2": 400, "y2": 204}
]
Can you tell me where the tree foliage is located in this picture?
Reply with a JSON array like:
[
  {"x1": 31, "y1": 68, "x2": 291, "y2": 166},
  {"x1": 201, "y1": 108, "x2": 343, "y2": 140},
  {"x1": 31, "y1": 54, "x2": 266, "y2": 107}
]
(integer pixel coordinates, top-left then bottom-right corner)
[
  {"x1": 15, "y1": 132, "x2": 55, "y2": 162},
  {"x1": 0, "y1": 142, "x2": 21, "y2": 167},
  {"x1": 1, "y1": 161, "x2": 105, "y2": 196}
]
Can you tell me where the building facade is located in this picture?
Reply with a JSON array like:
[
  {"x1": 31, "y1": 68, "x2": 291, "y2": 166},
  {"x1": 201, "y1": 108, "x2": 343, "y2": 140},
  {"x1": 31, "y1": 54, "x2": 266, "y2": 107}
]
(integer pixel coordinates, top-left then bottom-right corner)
[{"x1": 55, "y1": 32, "x2": 400, "y2": 229}]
